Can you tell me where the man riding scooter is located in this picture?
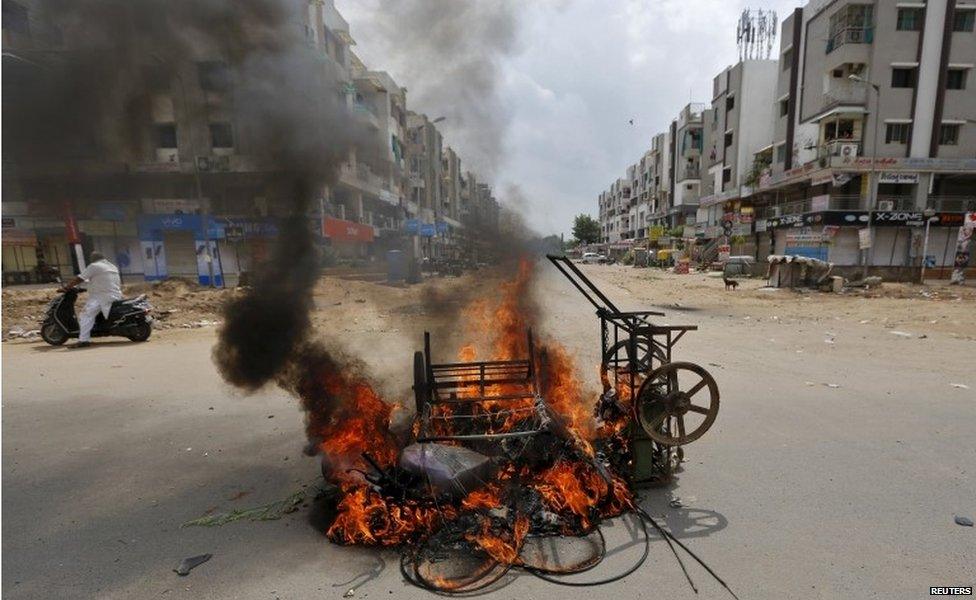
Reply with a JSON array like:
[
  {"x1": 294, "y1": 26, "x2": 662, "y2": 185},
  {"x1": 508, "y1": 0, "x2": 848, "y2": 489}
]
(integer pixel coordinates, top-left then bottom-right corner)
[{"x1": 60, "y1": 252, "x2": 123, "y2": 349}]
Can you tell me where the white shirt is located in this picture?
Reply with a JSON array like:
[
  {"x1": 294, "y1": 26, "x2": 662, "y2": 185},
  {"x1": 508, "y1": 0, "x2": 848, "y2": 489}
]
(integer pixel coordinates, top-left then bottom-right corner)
[{"x1": 79, "y1": 259, "x2": 123, "y2": 305}]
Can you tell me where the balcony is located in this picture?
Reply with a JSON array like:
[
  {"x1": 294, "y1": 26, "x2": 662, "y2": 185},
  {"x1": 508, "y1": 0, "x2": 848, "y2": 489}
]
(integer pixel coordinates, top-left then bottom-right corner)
[
  {"x1": 826, "y1": 27, "x2": 873, "y2": 54},
  {"x1": 823, "y1": 83, "x2": 867, "y2": 109},
  {"x1": 818, "y1": 140, "x2": 863, "y2": 161},
  {"x1": 928, "y1": 196, "x2": 976, "y2": 212}
]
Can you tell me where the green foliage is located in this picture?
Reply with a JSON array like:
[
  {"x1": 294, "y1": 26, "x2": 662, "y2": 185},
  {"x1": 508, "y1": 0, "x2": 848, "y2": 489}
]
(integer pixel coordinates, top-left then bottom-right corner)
[
  {"x1": 621, "y1": 249, "x2": 635, "y2": 265},
  {"x1": 572, "y1": 214, "x2": 601, "y2": 245},
  {"x1": 743, "y1": 152, "x2": 772, "y2": 188},
  {"x1": 182, "y1": 481, "x2": 335, "y2": 528}
]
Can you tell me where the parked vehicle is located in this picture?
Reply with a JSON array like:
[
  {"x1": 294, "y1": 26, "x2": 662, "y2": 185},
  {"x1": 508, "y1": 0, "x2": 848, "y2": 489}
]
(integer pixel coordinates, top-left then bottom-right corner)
[
  {"x1": 580, "y1": 252, "x2": 606, "y2": 264},
  {"x1": 722, "y1": 255, "x2": 756, "y2": 278},
  {"x1": 40, "y1": 288, "x2": 153, "y2": 346}
]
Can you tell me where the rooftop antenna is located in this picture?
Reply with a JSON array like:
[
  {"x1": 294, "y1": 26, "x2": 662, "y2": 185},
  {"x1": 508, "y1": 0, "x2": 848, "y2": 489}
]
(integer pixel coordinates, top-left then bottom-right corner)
[{"x1": 737, "y1": 8, "x2": 777, "y2": 61}]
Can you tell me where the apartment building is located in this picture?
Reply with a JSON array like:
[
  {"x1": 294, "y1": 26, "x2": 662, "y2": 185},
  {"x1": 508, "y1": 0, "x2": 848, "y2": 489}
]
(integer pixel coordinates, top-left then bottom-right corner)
[
  {"x1": 756, "y1": 0, "x2": 976, "y2": 276},
  {"x1": 670, "y1": 103, "x2": 708, "y2": 227},
  {"x1": 698, "y1": 59, "x2": 779, "y2": 246},
  {"x1": 595, "y1": 0, "x2": 974, "y2": 278}
]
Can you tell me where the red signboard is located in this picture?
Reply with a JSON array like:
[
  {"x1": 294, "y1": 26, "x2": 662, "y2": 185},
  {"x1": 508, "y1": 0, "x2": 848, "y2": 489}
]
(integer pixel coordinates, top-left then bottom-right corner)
[{"x1": 322, "y1": 217, "x2": 374, "y2": 243}]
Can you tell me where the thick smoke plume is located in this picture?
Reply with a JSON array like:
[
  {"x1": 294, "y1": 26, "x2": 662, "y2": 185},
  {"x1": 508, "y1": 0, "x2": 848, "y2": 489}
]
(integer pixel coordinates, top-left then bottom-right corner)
[
  {"x1": 341, "y1": 0, "x2": 522, "y2": 177},
  {"x1": 5, "y1": 1, "x2": 373, "y2": 393}
]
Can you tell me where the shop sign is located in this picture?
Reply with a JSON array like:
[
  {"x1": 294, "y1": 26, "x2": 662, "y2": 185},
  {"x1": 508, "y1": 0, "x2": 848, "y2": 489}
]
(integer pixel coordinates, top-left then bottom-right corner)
[
  {"x1": 420, "y1": 223, "x2": 436, "y2": 238},
  {"x1": 823, "y1": 225, "x2": 840, "y2": 238},
  {"x1": 436, "y1": 221, "x2": 450, "y2": 234},
  {"x1": 404, "y1": 219, "x2": 420, "y2": 235},
  {"x1": 79, "y1": 220, "x2": 138, "y2": 237},
  {"x1": 717, "y1": 245, "x2": 731, "y2": 261},
  {"x1": 811, "y1": 172, "x2": 834, "y2": 186},
  {"x1": 832, "y1": 172, "x2": 854, "y2": 187},
  {"x1": 872, "y1": 211, "x2": 926, "y2": 226},
  {"x1": 858, "y1": 228, "x2": 872, "y2": 249},
  {"x1": 2, "y1": 217, "x2": 17, "y2": 228},
  {"x1": 323, "y1": 217, "x2": 375, "y2": 243},
  {"x1": 786, "y1": 228, "x2": 823, "y2": 244},
  {"x1": 2, "y1": 229, "x2": 37, "y2": 245},
  {"x1": 648, "y1": 225, "x2": 665, "y2": 241},
  {"x1": 819, "y1": 211, "x2": 870, "y2": 226},
  {"x1": 755, "y1": 219, "x2": 768, "y2": 233},
  {"x1": 878, "y1": 172, "x2": 918, "y2": 184},
  {"x1": 765, "y1": 214, "x2": 806, "y2": 229},
  {"x1": 810, "y1": 194, "x2": 830, "y2": 212}
]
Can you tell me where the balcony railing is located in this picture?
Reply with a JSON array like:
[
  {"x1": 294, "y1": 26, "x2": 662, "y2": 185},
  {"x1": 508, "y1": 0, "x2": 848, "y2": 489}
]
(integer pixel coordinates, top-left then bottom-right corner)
[
  {"x1": 826, "y1": 26, "x2": 874, "y2": 53},
  {"x1": 823, "y1": 84, "x2": 867, "y2": 107},
  {"x1": 927, "y1": 196, "x2": 976, "y2": 212},
  {"x1": 819, "y1": 140, "x2": 862, "y2": 160}
]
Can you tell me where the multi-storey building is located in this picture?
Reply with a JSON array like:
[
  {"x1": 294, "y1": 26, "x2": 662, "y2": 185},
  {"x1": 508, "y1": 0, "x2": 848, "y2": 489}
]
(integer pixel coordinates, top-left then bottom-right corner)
[
  {"x1": 755, "y1": 0, "x2": 976, "y2": 277},
  {"x1": 596, "y1": 0, "x2": 974, "y2": 278},
  {"x1": 2, "y1": 0, "x2": 496, "y2": 285}
]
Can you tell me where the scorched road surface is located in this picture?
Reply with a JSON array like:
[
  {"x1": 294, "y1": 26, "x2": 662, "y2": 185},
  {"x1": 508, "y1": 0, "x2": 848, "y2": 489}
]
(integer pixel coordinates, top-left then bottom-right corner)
[{"x1": 3, "y1": 266, "x2": 974, "y2": 599}]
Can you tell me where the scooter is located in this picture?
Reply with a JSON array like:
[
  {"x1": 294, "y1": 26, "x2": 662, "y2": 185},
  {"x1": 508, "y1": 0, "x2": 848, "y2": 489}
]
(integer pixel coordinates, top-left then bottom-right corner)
[{"x1": 40, "y1": 288, "x2": 153, "y2": 346}]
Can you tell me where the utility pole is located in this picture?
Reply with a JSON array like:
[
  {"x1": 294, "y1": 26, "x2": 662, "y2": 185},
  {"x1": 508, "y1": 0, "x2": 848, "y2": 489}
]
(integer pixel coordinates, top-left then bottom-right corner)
[{"x1": 850, "y1": 74, "x2": 881, "y2": 279}]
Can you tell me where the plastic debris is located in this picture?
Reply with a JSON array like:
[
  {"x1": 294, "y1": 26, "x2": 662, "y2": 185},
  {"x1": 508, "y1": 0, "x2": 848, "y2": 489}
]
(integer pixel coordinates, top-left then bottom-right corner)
[
  {"x1": 344, "y1": 589, "x2": 355, "y2": 597},
  {"x1": 174, "y1": 553, "x2": 212, "y2": 576},
  {"x1": 950, "y1": 383, "x2": 970, "y2": 390},
  {"x1": 399, "y1": 443, "x2": 492, "y2": 498},
  {"x1": 889, "y1": 331, "x2": 913, "y2": 338}
]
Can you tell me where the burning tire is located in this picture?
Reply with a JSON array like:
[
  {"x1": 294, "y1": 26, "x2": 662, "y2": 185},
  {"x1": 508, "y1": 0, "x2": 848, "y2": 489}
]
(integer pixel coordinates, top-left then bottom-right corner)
[
  {"x1": 634, "y1": 361, "x2": 719, "y2": 446},
  {"x1": 40, "y1": 322, "x2": 68, "y2": 346}
]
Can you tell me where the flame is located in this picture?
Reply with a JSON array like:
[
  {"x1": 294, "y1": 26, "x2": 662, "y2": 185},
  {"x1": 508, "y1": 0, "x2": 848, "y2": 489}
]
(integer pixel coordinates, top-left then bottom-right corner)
[
  {"x1": 318, "y1": 256, "x2": 637, "y2": 561},
  {"x1": 466, "y1": 514, "x2": 530, "y2": 564}
]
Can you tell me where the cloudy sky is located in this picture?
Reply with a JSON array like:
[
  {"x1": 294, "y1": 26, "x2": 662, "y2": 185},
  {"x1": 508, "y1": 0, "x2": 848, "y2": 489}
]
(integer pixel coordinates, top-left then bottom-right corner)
[{"x1": 339, "y1": 0, "x2": 800, "y2": 237}]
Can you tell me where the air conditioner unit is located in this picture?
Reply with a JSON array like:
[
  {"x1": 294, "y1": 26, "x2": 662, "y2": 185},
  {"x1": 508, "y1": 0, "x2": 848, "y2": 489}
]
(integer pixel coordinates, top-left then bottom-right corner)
[
  {"x1": 838, "y1": 143, "x2": 859, "y2": 158},
  {"x1": 877, "y1": 200, "x2": 894, "y2": 211}
]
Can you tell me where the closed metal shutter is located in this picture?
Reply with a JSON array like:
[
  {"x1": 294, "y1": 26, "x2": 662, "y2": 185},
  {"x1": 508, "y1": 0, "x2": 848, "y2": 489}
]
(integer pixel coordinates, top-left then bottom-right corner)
[{"x1": 163, "y1": 231, "x2": 197, "y2": 280}]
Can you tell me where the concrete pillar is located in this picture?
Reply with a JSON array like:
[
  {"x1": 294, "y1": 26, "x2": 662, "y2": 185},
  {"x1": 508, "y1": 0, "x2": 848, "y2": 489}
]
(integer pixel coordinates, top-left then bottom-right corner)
[
  {"x1": 912, "y1": 173, "x2": 932, "y2": 210},
  {"x1": 910, "y1": 0, "x2": 949, "y2": 158}
]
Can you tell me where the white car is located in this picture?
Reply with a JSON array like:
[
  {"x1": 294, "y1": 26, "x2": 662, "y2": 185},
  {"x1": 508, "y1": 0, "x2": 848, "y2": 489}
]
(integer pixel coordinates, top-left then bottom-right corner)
[{"x1": 580, "y1": 252, "x2": 605, "y2": 264}]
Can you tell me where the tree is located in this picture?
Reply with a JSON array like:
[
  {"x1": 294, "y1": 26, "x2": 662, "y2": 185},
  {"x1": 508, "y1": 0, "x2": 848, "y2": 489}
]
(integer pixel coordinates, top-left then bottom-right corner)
[{"x1": 572, "y1": 214, "x2": 601, "y2": 245}]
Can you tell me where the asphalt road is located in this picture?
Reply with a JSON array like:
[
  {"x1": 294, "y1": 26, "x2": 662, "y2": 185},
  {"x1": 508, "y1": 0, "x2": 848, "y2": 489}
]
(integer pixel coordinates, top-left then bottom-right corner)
[{"x1": 3, "y1": 266, "x2": 974, "y2": 599}]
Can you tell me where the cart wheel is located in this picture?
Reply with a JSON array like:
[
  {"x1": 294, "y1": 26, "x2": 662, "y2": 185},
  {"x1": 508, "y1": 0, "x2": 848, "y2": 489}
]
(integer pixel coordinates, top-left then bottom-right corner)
[
  {"x1": 635, "y1": 361, "x2": 719, "y2": 445},
  {"x1": 413, "y1": 351, "x2": 427, "y2": 413},
  {"x1": 600, "y1": 338, "x2": 667, "y2": 391}
]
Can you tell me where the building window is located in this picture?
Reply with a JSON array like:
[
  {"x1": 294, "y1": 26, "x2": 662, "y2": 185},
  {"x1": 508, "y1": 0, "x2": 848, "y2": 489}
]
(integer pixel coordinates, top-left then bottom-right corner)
[
  {"x1": 938, "y1": 124, "x2": 960, "y2": 145},
  {"x1": 885, "y1": 123, "x2": 910, "y2": 144},
  {"x1": 2, "y1": 0, "x2": 29, "y2": 34},
  {"x1": 782, "y1": 49, "x2": 793, "y2": 70},
  {"x1": 724, "y1": 131, "x2": 733, "y2": 147},
  {"x1": 896, "y1": 8, "x2": 923, "y2": 31},
  {"x1": 722, "y1": 167, "x2": 732, "y2": 184},
  {"x1": 779, "y1": 99, "x2": 789, "y2": 117},
  {"x1": 156, "y1": 124, "x2": 178, "y2": 149},
  {"x1": 726, "y1": 95, "x2": 735, "y2": 111},
  {"x1": 197, "y1": 61, "x2": 231, "y2": 91},
  {"x1": 947, "y1": 68, "x2": 968, "y2": 90},
  {"x1": 209, "y1": 123, "x2": 234, "y2": 148},
  {"x1": 824, "y1": 119, "x2": 855, "y2": 141},
  {"x1": 891, "y1": 67, "x2": 916, "y2": 88},
  {"x1": 776, "y1": 144, "x2": 787, "y2": 163},
  {"x1": 953, "y1": 9, "x2": 975, "y2": 32},
  {"x1": 827, "y1": 4, "x2": 874, "y2": 53}
]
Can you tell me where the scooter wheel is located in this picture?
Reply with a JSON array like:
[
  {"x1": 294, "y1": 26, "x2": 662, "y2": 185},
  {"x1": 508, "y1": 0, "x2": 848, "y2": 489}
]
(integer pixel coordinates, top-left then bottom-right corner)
[
  {"x1": 126, "y1": 322, "x2": 152, "y2": 342},
  {"x1": 41, "y1": 322, "x2": 69, "y2": 346}
]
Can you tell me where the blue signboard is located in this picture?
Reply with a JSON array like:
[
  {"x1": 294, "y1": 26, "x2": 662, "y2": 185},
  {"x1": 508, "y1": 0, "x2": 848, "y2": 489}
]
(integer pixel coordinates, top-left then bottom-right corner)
[
  {"x1": 404, "y1": 218, "x2": 420, "y2": 235},
  {"x1": 420, "y1": 223, "x2": 436, "y2": 238},
  {"x1": 138, "y1": 214, "x2": 225, "y2": 241},
  {"x1": 436, "y1": 221, "x2": 449, "y2": 234}
]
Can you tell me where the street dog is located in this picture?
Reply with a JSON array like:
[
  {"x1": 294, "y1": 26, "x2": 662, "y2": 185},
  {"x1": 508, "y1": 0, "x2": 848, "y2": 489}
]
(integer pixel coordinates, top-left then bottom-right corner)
[{"x1": 723, "y1": 277, "x2": 739, "y2": 291}]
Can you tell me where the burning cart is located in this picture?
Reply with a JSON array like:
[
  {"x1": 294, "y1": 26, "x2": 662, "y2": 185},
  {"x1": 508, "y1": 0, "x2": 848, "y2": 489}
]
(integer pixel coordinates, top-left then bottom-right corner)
[{"x1": 547, "y1": 254, "x2": 720, "y2": 485}]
